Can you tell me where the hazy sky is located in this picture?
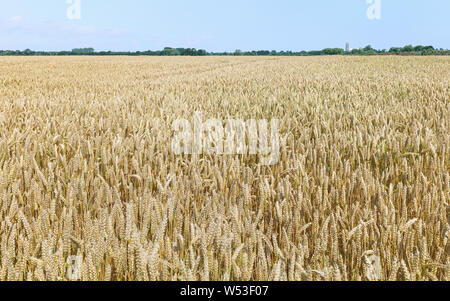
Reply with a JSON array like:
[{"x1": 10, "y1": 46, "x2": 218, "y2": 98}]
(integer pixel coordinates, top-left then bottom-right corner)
[{"x1": 1, "y1": 0, "x2": 449, "y2": 52}]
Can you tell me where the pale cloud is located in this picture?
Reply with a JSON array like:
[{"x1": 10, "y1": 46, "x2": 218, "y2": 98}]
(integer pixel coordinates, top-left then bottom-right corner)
[
  {"x1": 7, "y1": 16, "x2": 23, "y2": 23},
  {"x1": 0, "y1": 17, "x2": 133, "y2": 51}
]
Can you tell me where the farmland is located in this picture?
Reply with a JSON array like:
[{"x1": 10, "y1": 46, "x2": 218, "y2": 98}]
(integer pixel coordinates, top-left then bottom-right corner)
[{"x1": 0, "y1": 56, "x2": 448, "y2": 280}]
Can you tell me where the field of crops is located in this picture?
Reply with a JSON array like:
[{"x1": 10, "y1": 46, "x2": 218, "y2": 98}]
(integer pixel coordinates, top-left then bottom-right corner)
[{"x1": 0, "y1": 56, "x2": 448, "y2": 281}]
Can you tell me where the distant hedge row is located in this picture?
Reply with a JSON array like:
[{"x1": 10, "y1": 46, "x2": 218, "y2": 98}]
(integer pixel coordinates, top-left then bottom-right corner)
[{"x1": 1, "y1": 45, "x2": 448, "y2": 56}]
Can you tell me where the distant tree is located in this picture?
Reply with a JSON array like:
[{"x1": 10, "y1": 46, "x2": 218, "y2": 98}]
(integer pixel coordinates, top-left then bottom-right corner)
[
  {"x1": 162, "y1": 47, "x2": 179, "y2": 56},
  {"x1": 196, "y1": 49, "x2": 207, "y2": 56},
  {"x1": 72, "y1": 48, "x2": 94, "y2": 54},
  {"x1": 308, "y1": 50, "x2": 322, "y2": 56},
  {"x1": 413, "y1": 45, "x2": 424, "y2": 52},
  {"x1": 322, "y1": 48, "x2": 345, "y2": 55},
  {"x1": 401, "y1": 45, "x2": 414, "y2": 52},
  {"x1": 256, "y1": 50, "x2": 270, "y2": 56}
]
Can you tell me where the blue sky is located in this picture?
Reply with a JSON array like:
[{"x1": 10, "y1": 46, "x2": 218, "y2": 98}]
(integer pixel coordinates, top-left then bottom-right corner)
[{"x1": 1, "y1": 0, "x2": 449, "y2": 52}]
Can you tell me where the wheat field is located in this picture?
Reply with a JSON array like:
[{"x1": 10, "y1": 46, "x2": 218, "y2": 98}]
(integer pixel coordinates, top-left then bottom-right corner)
[{"x1": 0, "y1": 56, "x2": 448, "y2": 281}]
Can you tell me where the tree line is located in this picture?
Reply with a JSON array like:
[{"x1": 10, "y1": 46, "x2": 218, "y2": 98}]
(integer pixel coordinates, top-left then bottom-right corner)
[{"x1": 0, "y1": 45, "x2": 448, "y2": 56}]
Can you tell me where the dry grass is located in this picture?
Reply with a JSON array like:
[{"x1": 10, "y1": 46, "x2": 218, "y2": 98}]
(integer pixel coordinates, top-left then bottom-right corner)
[{"x1": 0, "y1": 56, "x2": 448, "y2": 281}]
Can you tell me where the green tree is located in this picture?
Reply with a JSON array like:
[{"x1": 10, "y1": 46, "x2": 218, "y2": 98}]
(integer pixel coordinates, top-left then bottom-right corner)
[{"x1": 401, "y1": 45, "x2": 414, "y2": 52}]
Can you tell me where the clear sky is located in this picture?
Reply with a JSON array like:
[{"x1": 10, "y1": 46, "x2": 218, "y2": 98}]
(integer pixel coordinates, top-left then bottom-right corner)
[{"x1": 1, "y1": 0, "x2": 449, "y2": 52}]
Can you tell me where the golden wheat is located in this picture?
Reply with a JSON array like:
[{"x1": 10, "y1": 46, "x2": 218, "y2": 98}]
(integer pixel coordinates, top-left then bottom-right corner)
[{"x1": 0, "y1": 56, "x2": 448, "y2": 281}]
